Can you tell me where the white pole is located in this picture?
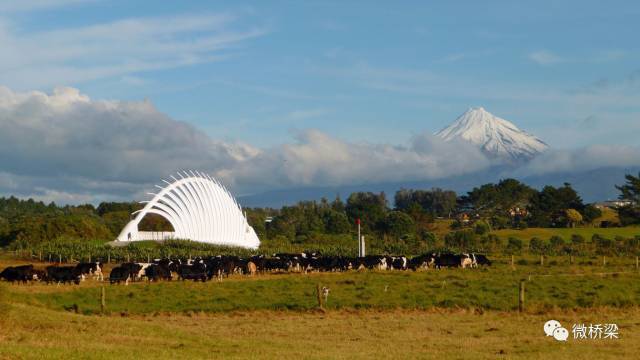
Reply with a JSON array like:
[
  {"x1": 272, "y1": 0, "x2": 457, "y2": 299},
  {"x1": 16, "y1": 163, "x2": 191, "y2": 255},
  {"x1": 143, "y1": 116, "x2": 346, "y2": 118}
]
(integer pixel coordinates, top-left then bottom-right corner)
[
  {"x1": 361, "y1": 235, "x2": 365, "y2": 257},
  {"x1": 357, "y1": 220, "x2": 361, "y2": 257}
]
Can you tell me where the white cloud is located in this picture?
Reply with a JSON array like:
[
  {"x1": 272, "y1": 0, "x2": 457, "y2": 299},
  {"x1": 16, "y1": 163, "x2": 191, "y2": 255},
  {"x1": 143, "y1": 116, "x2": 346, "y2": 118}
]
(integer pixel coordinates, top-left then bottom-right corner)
[
  {"x1": 528, "y1": 50, "x2": 565, "y2": 65},
  {"x1": 0, "y1": 86, "x2": 495, "y2": 204},
  {"x1": 0, "y1": 13, "x2": 267, "y2": 89},
  {"x1": 517, "y1": 145, "x2": 640, "y2": 176}
]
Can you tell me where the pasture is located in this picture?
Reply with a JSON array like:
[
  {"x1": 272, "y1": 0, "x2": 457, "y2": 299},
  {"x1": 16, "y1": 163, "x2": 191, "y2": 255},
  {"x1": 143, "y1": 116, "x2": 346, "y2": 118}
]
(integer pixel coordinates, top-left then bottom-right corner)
[
  {"x1": 2, "y1": 256, "x2": 640, "y2": 359},
  {"x1": 491, "y1": 226, "x2": 640, "y2": 243}
]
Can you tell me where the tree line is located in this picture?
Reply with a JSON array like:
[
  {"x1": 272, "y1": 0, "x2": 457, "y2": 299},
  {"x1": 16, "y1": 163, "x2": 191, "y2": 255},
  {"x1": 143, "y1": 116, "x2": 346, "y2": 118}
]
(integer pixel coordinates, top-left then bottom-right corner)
[{"x1": 0, "y1": 173, "x2": 639, "y2": 256}]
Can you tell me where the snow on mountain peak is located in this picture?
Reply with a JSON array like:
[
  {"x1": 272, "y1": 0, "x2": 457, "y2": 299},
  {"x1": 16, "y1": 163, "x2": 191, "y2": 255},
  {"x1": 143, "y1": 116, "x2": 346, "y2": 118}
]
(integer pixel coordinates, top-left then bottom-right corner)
[{"x1": 435, "y1": 107, "x2": 548, "y2": 161}]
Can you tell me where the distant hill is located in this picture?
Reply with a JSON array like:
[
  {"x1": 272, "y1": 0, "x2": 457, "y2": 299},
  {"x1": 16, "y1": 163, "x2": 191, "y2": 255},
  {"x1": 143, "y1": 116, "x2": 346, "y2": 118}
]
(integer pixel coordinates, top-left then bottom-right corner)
[{"x1": 238, "y1": 166, "x2": 640, "y2": 208}]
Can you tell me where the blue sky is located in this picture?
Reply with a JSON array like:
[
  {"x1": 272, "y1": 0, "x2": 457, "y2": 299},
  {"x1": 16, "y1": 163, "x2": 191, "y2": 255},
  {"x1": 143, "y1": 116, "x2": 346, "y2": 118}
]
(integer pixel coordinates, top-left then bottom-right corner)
[
  {"x1": 0, "y1": 0, "x2": 639, "y2": 204},
  {"x1": 2, "y1": 0, "x2": 639, "y2": 148}
]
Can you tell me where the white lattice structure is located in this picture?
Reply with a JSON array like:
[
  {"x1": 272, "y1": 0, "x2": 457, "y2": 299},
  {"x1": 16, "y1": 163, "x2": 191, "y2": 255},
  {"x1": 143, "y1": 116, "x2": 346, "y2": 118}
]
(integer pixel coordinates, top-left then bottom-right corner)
[{"x1": 115, "y1": 171, "x2": 260, "y2": 249}]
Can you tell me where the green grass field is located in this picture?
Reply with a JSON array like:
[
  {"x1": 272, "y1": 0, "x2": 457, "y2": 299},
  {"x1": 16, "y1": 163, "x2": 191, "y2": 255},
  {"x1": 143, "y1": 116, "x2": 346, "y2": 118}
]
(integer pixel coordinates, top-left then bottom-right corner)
[
  {"x1": 5, "y1": 260, "x2": 640, "y2": 315},
  {"x1": 2, "y1": 251, "x2": 640, "y2": 358},
  {"x1": 491, "y1": 226, "x2": 640, "y2": 242},
  {"x1": 2, "y1": 305, "x2": 640, "y2": 359}
]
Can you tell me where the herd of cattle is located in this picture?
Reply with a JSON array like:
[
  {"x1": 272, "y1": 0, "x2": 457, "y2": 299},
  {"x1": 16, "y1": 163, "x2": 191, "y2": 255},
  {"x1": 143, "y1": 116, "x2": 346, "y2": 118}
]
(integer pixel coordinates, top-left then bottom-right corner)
[{"x1": 0, "y1": 252, "x2": 491, "y2": 285}]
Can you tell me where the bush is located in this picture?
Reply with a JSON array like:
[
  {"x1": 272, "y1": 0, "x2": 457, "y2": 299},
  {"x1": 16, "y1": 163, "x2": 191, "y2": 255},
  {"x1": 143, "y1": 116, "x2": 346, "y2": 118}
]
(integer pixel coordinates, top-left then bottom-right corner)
[
  {"x1": 444, "y1": 230, "x2": 477, "y2": 251},
  {"x1": 571, "y1": 234, "x2": 585, "y2": 245},
  {"x1": 479, "y1": 234, "x2": 501, "y2": 253},
  {"x1": 593, "y1": 234, "x2": 615, "y2": 255},
  {"x1": 548, "y1": 235, "x2": 565, "y2": 254},
  {"x1": 505, "y1": 237, "x2": 523, "y2": 254},
  {"x1": 490, "y1": 216, "x2": 510, "y2": 230},
  {"x1": 474, "y1": 221, "x2": 490, "y2": 235},
  {"x1": 529, "y1": 237, "x2": 546, "y2": 254}
]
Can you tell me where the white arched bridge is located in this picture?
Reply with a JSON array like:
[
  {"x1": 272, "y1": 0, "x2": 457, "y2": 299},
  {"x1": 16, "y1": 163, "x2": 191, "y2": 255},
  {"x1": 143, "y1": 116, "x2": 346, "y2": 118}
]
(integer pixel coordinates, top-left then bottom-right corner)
[{"x1": 115, "y1": 171, "x2": 260, "y2": 249}]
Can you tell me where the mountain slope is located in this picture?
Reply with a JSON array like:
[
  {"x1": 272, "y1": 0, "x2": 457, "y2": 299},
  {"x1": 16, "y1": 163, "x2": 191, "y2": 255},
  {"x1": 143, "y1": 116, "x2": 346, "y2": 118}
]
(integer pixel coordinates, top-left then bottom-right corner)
[{"x1": 435, "y1": 107, "x2": 548, "y2": 161}]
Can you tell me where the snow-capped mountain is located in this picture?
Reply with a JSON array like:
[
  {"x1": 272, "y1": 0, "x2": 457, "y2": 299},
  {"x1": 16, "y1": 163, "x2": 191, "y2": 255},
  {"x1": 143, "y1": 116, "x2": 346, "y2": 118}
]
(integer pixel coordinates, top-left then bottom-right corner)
[{"x1": 435, "y1": 107, "x2": 548, "y2": 161}]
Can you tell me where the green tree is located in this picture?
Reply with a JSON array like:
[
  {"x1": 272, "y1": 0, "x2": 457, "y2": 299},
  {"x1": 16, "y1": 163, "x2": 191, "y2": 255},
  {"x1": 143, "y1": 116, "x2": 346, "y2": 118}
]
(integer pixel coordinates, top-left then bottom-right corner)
[
  {"x1": 382, "y1": 211, "x2": 415, "y2": 239},
  {"x1": 394, "y1": 188, "x2": 457, "y2": 218},
  {"x1": 565, "y1": 209, "x2": 583, "y2": 228},
  {"x1": 615, "y1": 173, "x2": 640, "y2": 225},
  {"x1": 345, "y1": 192, "x2": 388, "y2": 233}
]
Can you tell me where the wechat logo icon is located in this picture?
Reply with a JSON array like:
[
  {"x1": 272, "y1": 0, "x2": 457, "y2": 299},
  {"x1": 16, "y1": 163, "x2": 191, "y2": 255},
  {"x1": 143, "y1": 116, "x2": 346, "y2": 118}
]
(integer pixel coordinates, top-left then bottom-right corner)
[{"x1": 544, "y1": 320, "x2": 569, "y2": 342}]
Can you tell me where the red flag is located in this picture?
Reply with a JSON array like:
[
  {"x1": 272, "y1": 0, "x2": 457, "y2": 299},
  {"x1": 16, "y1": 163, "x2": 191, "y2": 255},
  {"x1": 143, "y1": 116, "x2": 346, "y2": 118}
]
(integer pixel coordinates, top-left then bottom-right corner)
[{"x1": 356, "y1": 218, "x2": 360, "y2": 225}]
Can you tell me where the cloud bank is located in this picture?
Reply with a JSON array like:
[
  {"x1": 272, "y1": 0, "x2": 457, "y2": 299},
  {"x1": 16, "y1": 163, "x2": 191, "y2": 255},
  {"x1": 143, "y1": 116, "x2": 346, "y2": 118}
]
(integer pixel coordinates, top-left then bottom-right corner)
[
  {"x1": 0, "y1": 86, "x2": 496, "y2": 204},
  {"x1": 1, "y1": 86, "x2": 638, "y2": 204}
]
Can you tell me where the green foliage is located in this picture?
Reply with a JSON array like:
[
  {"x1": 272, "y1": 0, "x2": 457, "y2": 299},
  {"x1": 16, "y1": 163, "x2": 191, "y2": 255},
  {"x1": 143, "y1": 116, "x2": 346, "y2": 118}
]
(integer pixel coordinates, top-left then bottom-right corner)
[
  {"x1": 592, "y1": 234, "x2": 616, "y2": 256},
  {"x1": 528, "y1": 183, "x2": 585, "y2": 228},
  {"x1": 474, "y1": 220, "x2": 490, "y2": 235},
  {"x1": 345, "y1": 192, "x2": 388, "y2": 233},
  {"x1": 505, "y1": 237, "x2": 523, "y2": 254},
  {"x1": 529, "y1": 237, "x2": 546, "y2": 254},
  {"x1": 616, "y1": 172, "x2": 640, "y2": 204},
  {"x1": 565, "y1": 209, "x2": 583, "y2": 228},
  {"x1": 444, "y1": 230, "x2": 477, "y2": 251},
  {"x1": 582, "y1": 204, "x2": 602, "y2": 224},
  {"x1": 394, "y1": 188, "x2": 456, "y2": 218},
  {"x1": 381, "y1": 211, "x2": 414, "y2": 238},
  {"x1": 490, "y1": 215, "x2": 510, "y2": 230},
  {"x1": 617, "y1": 205, "x2": 640, "y2": 226},
  {"x1": 462, "y1": 179, "x2": 535, "y2": 217}
]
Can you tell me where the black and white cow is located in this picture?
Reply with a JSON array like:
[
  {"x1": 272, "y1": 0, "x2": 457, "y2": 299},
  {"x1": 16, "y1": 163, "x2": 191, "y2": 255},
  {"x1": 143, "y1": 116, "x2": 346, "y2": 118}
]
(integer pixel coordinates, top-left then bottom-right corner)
[
  {"x1": 389, "y1": 256, "x2": 408, "y2": 270},
  {"x1": 408, "y1": 254, "x2": 436, "y2": 270},
  {"x1": 471, "y1": 254, "x2": 492, "y2": 267},
  {"x1": 119, "y1": 263, "x2": 144, "y2": 281},
  {"x1": 360, "y1": 255, "x2": 388, "y2": 270},
  {"x1": 74, "y1": 262, "x2": 104, "y2": 281},
  {"x1": 144, "y1": 264, "x2": 172, "y2": 281}
]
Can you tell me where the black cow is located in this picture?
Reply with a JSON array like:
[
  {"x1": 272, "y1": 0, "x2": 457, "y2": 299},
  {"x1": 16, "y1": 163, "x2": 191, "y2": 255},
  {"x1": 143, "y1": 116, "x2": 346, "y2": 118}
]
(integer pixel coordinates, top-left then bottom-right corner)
[
  {"x1": 434, "y1": 253, "x2": 463, "y2": 269},
  {"x1": 109, "y1": 266, "x2": 131, "y2": 285},
  {"x1": 46, "y1": 266, "x2": 81, "y2": 284},
  {"x1": 177, "y1": 263, "x2": 207, "y2": 282},
  {"x1": 0, "y1": 265, "x2": 36, "y2": 283}
]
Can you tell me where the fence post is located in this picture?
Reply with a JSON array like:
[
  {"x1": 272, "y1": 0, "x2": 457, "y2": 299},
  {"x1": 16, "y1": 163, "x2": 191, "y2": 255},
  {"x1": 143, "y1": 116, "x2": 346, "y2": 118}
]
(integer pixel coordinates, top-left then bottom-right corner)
[
  {"x1": 316, "y1": 283, "x2": 324, "y2": 311},
  {"x1": 511, "y1": 255, "x2": 514, "y2": 268},
  {"x1": 519, "y1": 280, "x2": 525, "y2": 313},
  {"x1": 127, "y1": 254, "x2": 130, "y2": 263},
  {"x1": 39, "y1": 250, "x2": 42, "y2": 262},
  {"x1": 540, "y1": 255, "x2": 544, "y2": 266},
  {"x1": 570, "y1": 255, "x2": 573, "y2": 265},
  {"x1": 603, "y1": 256, "x2": 606, "y2": 267},
  {"x1": 636, "y1": 256, "x2": 639, "y2": 270},
  {"x1": 101, "y1": 286, "x2": 106, "y2": 314},
  {"x1": 59, "y1": 254, "x2": 62, "y2": 264}
]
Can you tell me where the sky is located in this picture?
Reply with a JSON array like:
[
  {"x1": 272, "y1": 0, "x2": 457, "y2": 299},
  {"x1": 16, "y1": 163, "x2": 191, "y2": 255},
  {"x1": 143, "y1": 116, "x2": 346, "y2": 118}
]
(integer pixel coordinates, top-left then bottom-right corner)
[{"x1": 0, "y1": 0, "x2": 639, "y2": 204}]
